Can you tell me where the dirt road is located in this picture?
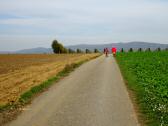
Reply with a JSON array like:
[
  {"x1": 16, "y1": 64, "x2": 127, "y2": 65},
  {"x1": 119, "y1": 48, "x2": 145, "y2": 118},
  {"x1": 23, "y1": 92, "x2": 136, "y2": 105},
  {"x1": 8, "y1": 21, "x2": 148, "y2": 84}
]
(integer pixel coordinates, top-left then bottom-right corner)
[{"x1": 6, "y1": 55, "x2": 139, "y2": 126}]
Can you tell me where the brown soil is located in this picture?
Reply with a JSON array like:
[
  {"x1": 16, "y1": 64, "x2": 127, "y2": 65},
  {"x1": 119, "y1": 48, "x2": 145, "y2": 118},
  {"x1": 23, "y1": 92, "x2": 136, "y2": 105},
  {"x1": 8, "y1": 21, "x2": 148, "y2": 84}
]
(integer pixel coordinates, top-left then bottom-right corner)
[{"x1": 0, "y1": 54, "x2": 99, "y2": 106}]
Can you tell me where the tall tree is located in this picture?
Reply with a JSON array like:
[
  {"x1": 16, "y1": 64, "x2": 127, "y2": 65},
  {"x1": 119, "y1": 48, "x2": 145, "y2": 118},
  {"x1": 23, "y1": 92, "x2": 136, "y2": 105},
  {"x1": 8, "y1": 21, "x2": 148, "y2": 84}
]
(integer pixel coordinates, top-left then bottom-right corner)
[
  {"x1": 52, "y1": 40, "x2": 60, "y2": 54},
  {"x1": 51, "y1": 40, "x2": 68, "y2": 54}
]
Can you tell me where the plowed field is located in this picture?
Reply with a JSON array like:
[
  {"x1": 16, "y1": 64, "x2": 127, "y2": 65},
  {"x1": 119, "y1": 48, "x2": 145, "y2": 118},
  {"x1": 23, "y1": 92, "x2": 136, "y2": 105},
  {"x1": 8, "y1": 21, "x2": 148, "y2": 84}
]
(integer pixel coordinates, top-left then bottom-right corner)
[{"x1": 0, "y1": 54, "x2": 99, "y2": 105}]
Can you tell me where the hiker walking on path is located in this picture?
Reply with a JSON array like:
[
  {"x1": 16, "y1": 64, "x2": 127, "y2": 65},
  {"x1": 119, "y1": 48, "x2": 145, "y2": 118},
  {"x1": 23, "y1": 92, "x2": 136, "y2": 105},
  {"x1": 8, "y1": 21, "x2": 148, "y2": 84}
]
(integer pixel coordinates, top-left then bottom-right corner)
[
  {"x1": 112, "y1": 47, "x2": 117, "y2": 57},
  {"x1": 105, "y1": 48, "x2": 109, "y2": 57}
]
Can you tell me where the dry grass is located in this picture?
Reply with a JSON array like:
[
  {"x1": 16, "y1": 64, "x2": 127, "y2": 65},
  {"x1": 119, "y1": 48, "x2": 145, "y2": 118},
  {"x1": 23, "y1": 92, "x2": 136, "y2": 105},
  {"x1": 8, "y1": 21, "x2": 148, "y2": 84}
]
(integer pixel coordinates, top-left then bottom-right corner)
[{"x1": 0, "y1": 54, "x2": 99, "y2": 105}]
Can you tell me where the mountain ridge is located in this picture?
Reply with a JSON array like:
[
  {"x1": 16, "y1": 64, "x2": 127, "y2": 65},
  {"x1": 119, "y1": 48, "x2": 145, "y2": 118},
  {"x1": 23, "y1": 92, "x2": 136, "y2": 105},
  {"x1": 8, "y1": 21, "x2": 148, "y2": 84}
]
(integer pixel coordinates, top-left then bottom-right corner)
[{"x1": 0, "y1": 42, "x2": 168, "y2": 54}]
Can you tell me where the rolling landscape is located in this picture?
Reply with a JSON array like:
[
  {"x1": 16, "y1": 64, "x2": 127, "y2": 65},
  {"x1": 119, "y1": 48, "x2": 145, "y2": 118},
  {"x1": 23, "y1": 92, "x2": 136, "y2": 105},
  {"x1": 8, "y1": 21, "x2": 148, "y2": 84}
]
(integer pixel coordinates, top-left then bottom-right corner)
[
  {"x1": 0, "y1": 0, "x2": 168, "y2": 126},
  {"x1": 0, "y1": 43, "x2": 167, "y2": 126},
  {"x1": 1, "y1": 42, "x2": 168, "y2": 54}
]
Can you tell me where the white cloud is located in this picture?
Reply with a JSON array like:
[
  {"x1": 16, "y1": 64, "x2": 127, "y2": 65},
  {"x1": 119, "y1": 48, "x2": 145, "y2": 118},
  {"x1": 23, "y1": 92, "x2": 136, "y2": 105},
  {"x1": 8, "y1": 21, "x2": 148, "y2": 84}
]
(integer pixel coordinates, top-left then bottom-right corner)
[{"x1": 0, "y1": 0, "x2": 168, "y2": 51}]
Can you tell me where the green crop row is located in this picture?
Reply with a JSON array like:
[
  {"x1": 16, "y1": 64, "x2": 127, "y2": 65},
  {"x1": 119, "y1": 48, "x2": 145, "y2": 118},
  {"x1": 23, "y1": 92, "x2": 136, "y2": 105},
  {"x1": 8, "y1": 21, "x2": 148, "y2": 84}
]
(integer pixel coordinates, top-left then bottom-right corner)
[{"x1": 116, "y1": 51, "x2": 168, "y2": 126}]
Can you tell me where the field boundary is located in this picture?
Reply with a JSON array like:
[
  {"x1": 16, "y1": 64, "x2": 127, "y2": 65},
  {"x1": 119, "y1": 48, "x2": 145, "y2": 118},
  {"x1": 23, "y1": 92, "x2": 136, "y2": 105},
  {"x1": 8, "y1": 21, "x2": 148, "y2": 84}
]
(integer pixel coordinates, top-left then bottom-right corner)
[
  {"x1": 0, "y1": 54, "x2": 101, "y2": 125},
  {"x1": 115, "y1": 57, "x2": 145, "y2": 126},
  {"x1": 116, "y1": 52, "x2": 168, "y2": 126}
]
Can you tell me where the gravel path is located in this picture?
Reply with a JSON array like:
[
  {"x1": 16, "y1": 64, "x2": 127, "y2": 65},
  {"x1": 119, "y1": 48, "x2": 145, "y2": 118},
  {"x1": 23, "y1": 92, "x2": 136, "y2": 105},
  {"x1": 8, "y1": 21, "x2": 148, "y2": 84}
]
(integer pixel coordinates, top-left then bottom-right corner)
[{"x1": 6, "y1": 55, "x2": 140, "y2": 126}]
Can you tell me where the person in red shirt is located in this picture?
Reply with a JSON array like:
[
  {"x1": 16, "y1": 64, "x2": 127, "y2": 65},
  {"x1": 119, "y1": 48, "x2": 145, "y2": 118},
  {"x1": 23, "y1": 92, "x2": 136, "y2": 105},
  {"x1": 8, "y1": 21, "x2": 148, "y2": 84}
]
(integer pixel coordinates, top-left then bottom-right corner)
[{"x1": 112, "y1": 47, "x2": 117, "y2": 57}]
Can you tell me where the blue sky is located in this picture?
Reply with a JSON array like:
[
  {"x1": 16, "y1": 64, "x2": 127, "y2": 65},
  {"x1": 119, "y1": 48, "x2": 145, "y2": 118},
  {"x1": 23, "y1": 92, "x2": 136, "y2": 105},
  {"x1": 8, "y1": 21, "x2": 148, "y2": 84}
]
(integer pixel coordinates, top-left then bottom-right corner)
[{"x1": 0, "y1": 0, "x2": 168, "y2": 51}]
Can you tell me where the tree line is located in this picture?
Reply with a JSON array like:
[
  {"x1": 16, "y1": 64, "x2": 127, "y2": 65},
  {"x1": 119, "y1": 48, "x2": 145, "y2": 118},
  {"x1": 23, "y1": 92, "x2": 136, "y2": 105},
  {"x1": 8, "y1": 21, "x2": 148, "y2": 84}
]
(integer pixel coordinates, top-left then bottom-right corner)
[
  {"x1": 52, "y1": 40, "x2": 168, "y2": 54},
  {"x1": 120, "y1": 47, "x2": 168, "y2": 52},
  {"x1": 51, "y1": 40, "x2": 100, "y2": 54}
]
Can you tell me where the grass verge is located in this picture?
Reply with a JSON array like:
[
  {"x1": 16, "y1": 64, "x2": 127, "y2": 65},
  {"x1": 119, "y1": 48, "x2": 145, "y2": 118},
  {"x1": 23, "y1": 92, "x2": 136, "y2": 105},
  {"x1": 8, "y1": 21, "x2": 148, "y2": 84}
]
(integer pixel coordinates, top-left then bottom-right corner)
[
  {"x1": 19, "y1": 60, "x2": 87, "y2": 104},
  {"x1": 115, "y1": 58, "x2": 146, "y2": 125}
]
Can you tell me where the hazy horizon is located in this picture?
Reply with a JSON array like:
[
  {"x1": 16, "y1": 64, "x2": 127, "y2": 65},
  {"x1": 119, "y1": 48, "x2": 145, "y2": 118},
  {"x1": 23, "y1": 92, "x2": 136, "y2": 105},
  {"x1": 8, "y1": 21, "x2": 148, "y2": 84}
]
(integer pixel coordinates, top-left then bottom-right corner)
[
  {"x1": 0, "y1": 0, "x2": 168, "y2": 51},
  {"x1": 0, "y1": 41, "x2": 167, "y2": 52}
]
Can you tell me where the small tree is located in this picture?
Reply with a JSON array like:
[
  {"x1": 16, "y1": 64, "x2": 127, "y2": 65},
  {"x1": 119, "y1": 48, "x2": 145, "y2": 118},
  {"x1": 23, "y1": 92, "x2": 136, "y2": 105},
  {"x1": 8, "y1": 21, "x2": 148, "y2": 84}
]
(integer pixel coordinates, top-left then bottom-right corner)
[
  {"x1": 77, "y1": 49, "x2": 82, "y2": 53},
  {"x1": 129, "y1": 48, "x2": 133, "y2": 52},
  {"x1": 68, "y1": 48, "x2": 75, "y2": 53},
  {"x1": 94, "y1": 49, "x2": 99, "y2": 53},
  {"x1": 156, "y1": 47, "x2": 161, "y2": 52},
  {"x1": 146, "y1": 48, "x2": 151, "y2": 52},
  {"x1": 86, "y1": 49, "x2": 91, "y2": 54},
  {"x1": 138, "y1": 48, "x2": 143, "y2": 52},
  {"x1": 120, "y1": 48, "x2": 124, "y2": 53}
]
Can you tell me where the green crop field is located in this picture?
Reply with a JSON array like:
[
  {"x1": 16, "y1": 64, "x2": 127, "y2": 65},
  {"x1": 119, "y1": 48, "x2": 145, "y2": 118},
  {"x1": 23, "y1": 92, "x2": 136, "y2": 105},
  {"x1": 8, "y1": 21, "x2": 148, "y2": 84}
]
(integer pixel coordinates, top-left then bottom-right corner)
[{"x1": 116, "y1": 51, "x2": 168, "y2": 126}]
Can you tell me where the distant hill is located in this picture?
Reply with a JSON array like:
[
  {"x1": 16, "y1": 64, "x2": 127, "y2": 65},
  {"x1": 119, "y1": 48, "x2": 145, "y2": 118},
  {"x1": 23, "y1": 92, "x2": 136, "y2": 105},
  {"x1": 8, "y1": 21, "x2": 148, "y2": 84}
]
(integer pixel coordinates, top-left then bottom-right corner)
[
  {"x1": 67, "y1": 42, "x2": 168, "y2": 51},
  {"x1": 0, "y1": 51, "x2": 10, "y2": 54},
  {"x1": 15, "y1": 47, "x2": 53, "y2": 54},
  {"x1": 0, "y1": 42, "x2": 168, "y2": 54},
  {"x1": 0, "y1": 47, "x2": 53, "y2": 54}
]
